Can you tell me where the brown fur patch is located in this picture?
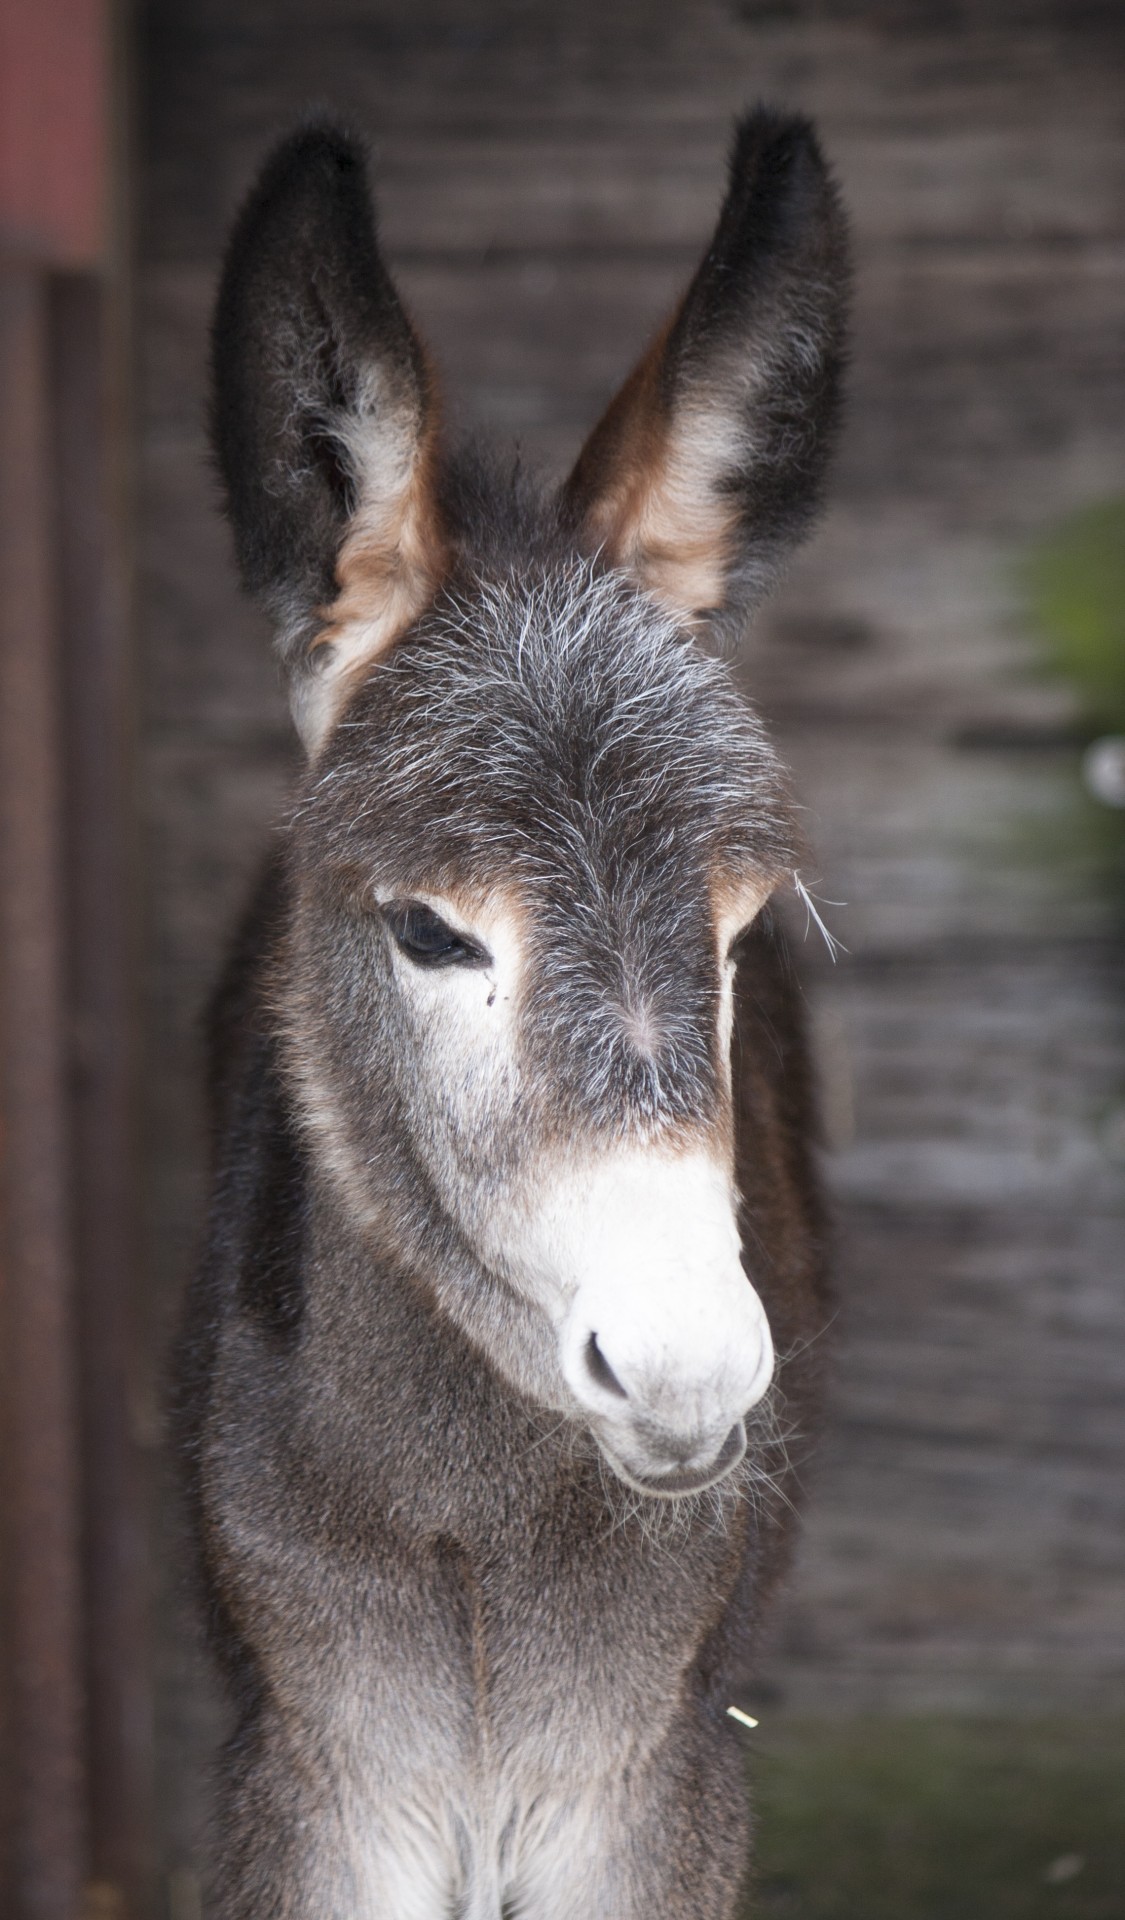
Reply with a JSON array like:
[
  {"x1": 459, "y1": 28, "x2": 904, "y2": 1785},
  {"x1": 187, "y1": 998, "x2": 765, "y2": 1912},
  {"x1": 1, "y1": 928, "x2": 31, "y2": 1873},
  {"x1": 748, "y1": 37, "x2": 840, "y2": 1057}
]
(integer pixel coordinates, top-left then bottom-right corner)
[
  {"x1": 567, "y1": 319, "x2": 741, "y2": 620},
  {"x1": 320, "y1": 408, "x2": 446, "y2": 652},
  {"x1": 299, "y1": 379, "x2": 449, "y2": 750},
  {"x1": 710, "y1": 870, "x2": 777, "y2": 957}
]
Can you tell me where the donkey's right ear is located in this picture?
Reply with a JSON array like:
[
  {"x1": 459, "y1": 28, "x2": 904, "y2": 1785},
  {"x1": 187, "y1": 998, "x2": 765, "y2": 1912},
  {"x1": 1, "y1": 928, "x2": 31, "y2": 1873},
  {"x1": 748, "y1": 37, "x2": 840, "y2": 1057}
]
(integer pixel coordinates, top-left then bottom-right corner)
[{"x1": 211, "y1": 123, "x2": 445, "y2": 753}]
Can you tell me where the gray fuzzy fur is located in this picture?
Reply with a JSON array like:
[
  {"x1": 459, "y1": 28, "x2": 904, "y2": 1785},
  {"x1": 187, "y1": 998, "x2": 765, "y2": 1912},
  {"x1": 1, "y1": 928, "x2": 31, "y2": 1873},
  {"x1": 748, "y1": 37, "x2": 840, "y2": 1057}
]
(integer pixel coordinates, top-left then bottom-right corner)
[{"x1": 179, "y1": 108, "x2": 848, "y2": 1919}]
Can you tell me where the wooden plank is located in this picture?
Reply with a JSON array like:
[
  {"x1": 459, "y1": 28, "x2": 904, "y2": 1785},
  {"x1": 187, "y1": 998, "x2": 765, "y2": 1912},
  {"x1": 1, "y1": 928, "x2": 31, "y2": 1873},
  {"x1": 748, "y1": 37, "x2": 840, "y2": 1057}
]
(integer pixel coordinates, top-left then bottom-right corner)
[
  {"x1": 0, "y1": 258, "x2": 86, "y2": 1920},
  {"x1": 137, "y1": 0, "x2": 1125, "y2": 263},
  {"x1": 759, "y1": 1201, "x2": 1125, "y2": 1714},
  {"x1": 50, "y1": 270, "x2": 152, "y2": 1920}
]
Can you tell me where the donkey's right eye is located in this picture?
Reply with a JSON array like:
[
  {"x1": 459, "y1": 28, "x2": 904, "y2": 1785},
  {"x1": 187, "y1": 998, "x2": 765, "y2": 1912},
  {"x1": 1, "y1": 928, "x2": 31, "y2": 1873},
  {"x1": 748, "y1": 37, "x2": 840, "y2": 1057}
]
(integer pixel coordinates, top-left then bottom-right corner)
[{"x1": 381, "y1": 901, "x2": 490, "y2": 970}]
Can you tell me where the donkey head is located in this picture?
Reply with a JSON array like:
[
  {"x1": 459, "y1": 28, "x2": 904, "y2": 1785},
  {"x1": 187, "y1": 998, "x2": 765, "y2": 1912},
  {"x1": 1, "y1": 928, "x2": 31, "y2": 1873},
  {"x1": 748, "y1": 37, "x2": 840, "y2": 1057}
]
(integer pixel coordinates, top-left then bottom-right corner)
[{"x1": 212, "y1": 115, "x2": 848, "y2": 1498}]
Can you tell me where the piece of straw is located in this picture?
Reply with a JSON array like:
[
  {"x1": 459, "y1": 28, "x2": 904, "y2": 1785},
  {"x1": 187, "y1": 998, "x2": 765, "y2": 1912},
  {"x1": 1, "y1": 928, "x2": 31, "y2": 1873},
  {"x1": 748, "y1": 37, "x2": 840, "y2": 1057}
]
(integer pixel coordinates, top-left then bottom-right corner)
[{"x1": 792, "y1": 872, "x2": 847, "y2": 962}]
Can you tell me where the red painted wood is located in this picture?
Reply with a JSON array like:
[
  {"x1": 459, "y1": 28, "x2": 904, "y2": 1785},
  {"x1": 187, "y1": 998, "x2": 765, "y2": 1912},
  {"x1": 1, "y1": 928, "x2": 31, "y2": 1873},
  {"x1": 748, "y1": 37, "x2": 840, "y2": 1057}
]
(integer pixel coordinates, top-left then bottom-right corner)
[{"x1": 0, "y1": 0, "x2": 108, "y2": 265}]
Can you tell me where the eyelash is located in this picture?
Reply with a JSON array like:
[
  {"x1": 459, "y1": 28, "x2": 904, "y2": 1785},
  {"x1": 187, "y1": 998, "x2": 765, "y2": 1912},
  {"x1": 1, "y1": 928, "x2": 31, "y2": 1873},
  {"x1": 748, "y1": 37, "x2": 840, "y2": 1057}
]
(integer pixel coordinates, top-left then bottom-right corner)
[{"x1": 380, "y1": 899, "x2": 491, "y2": 970}]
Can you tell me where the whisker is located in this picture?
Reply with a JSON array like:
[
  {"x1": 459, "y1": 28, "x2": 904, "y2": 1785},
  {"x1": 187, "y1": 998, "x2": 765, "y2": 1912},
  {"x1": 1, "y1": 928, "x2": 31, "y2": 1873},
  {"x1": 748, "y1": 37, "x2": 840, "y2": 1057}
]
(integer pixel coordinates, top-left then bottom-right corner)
[
  {"x1": 792, "y1": 871, "x2": 848, "y2": 961},
  {"x1": 521, "y1": 1416, "x2": 572, "y2": 1460}
]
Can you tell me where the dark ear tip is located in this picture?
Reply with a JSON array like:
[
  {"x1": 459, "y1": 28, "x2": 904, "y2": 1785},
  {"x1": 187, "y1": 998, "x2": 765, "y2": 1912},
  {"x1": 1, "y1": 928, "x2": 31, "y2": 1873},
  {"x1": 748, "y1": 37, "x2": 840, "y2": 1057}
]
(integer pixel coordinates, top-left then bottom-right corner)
[
  {"x1": 214, "y1": 115, "x2": 378, "y2": 349},
  {"x1": 719, "y1": 104, "x2": 848, "y2": 268},
  {"x1": 730, "y1": 105, "x2": 823, "y2": 171},
  {"x1": 239, "y1": 117, "x2": 370, "y2": 222},
  {"x1": 726, "y1": 104, "x2": 839, "y2": 218},
  {"x1": 274, "y1": 117, "x2": 367, "y2": 175}
]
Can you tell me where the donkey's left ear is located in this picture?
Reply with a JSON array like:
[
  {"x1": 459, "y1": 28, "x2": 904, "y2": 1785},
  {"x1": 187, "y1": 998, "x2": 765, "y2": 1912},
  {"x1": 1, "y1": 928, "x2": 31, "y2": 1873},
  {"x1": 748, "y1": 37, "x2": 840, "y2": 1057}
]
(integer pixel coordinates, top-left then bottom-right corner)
[
  {"x1": 564, "y1": 109, "x2": 850, "y2": 638},
  {"x1": 211, "y1": 122, "x2": 445, "y2": 752}
]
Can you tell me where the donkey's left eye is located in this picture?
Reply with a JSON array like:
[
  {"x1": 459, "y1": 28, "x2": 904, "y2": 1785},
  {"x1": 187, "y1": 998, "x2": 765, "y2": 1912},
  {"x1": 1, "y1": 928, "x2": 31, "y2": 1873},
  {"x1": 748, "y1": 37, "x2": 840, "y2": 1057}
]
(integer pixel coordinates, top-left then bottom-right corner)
[{"x1": 382, "y1": 901, "x2": 490, "y2": 970}]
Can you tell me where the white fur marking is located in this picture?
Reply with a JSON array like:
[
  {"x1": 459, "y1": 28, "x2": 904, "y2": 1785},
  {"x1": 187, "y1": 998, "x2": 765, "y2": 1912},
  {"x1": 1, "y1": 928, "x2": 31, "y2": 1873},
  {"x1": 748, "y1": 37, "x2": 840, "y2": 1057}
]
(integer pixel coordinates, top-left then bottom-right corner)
[
  {"x1": 714, "y1": 882, "x2": 771, "y2": 1090},
  {"x1": 495, "y1": 1147, "x2": 774, "y2": 1485}
]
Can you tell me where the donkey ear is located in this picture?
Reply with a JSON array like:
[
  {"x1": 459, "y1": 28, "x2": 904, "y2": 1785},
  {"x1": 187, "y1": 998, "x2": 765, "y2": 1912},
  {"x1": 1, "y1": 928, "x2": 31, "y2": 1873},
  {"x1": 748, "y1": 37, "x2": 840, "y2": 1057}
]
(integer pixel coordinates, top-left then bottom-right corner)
[
  {"x1": 211, "y1": 123, "x2": 445, "y2": 751},
  {"x1": 564, "y1": 109, "x2": 850, "y2": 638}
]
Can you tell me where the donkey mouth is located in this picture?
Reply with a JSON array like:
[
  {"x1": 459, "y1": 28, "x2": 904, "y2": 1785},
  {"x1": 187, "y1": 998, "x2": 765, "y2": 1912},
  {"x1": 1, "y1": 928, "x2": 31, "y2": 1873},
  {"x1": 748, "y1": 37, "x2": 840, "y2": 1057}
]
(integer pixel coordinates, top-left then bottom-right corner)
[{"x1": 601, "y1": 1418, "x2": 747, "y2": 1501}]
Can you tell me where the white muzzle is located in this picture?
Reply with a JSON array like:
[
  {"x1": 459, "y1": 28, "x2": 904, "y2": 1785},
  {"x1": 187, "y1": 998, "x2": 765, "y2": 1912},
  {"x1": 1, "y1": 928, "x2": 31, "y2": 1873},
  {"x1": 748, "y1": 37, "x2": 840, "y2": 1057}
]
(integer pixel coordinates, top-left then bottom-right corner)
[{"x1": 509, "y1": 1148, "x2": 774, "y2": 1496}]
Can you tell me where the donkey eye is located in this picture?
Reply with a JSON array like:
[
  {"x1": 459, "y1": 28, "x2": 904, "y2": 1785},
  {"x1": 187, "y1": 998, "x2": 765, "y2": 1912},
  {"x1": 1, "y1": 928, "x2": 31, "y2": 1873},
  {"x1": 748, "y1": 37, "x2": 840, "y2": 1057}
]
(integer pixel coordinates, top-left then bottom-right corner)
[{"x1": 382, "y1": 900, "x2": 489, "y2": 970}]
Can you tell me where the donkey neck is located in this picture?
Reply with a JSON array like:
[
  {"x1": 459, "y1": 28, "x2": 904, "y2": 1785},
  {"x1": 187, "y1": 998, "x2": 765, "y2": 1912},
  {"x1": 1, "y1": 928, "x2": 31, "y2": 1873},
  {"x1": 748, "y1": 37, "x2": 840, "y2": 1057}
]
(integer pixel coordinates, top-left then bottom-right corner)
[{"x1": 291, "y1": 1158, "x2": 583, "y2": 1535}]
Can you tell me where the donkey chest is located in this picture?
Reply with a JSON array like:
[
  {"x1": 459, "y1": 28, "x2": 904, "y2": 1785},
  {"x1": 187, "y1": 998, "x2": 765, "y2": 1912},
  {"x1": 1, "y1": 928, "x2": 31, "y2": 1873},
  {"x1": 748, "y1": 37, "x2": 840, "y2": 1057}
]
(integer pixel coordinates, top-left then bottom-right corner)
[
  {"x1": 209, "y1": 1317, "x2": 745, "y2": 1730},
  {"x1": 208, "y1": 1494, "x2": 724, "y2": 1907},
  {"x1": 222, "y1": 1441, "x2": 736, "y2": 1761},
  {"x1": 316, "y1": 1529, "x2": 723, "y2": 1915},
  {"x1": 269, "y1": 1503, "x2": 733, "y2": 1743}
]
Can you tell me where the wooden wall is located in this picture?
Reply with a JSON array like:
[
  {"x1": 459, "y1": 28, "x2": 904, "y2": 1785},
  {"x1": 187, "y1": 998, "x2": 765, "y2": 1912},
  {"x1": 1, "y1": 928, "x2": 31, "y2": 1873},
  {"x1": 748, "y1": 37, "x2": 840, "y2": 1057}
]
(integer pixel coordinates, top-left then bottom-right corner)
[{"x1": 135, "y1": 0, "x2": 1125, "y2": 1892}]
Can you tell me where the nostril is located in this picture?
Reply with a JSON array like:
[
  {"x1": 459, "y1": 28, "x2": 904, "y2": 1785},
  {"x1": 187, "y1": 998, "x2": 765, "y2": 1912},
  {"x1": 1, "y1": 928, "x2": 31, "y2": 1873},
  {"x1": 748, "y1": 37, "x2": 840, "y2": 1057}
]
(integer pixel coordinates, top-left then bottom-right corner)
[{"x1": 584, "y1": 1332, "x2": 629, "y2": 1400}]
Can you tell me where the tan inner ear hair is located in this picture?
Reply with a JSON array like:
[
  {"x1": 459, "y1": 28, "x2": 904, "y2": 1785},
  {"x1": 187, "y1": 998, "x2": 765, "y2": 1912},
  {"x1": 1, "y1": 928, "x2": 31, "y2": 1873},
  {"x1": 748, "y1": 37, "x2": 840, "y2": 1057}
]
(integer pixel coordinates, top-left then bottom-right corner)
[
  {"x1": 295, "y1": 399, "x2": 448, "y2": 755},
  {"x1": 711, "y1": 870, "x2": 776, "y2": 957},
  {"x1": 568, "y1": 321, "x2": 741, "y2": 621}
]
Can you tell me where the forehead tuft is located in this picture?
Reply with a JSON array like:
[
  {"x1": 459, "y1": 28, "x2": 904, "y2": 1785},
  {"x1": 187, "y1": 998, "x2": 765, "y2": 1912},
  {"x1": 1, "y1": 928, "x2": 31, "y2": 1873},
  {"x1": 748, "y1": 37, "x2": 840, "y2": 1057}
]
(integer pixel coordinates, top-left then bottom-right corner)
[{"x1": 306, "y1": 559, "x2": 797, "y2": 882}]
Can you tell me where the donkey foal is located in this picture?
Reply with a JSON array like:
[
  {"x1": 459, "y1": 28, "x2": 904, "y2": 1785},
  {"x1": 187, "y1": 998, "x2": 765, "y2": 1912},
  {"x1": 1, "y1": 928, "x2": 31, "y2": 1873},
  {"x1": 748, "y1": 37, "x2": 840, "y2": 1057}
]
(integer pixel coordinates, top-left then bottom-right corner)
[{"x1": 177, "y1": 108, "x2": 849, "y2": 1920}]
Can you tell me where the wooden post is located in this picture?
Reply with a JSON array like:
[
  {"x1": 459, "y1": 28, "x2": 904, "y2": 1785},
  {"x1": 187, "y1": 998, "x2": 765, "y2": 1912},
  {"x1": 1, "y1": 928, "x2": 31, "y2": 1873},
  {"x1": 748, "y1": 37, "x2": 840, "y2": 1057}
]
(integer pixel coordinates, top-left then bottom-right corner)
[
  {"x1": 0, "y1": 4, "x2": 147, "y2": 1916},
  {"x1": 0, "y1": 255, "x2": 88, "y2": 1920},
  {"x1": 51, "y1": 269, "x2": 151, "y2": 1920}
]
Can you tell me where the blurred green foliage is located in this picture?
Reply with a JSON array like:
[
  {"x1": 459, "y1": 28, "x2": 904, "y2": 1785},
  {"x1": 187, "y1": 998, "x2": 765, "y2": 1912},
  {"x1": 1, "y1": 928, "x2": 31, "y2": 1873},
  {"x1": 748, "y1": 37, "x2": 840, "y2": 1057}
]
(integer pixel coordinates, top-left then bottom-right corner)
[
  {"x1": 1024, "y1": 498, "x2": 1125, "y2": 734},
  {"x1": 744, "y1": 1718, "x2": 1125, "y2": 1920}
]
